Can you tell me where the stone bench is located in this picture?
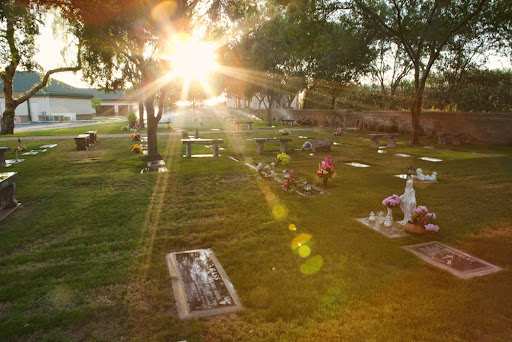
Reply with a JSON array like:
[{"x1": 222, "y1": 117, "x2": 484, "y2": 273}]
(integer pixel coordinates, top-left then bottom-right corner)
[
  {"x1": 0, "y1": 147, "x2": 10, "y2": 167},
  {"x1": 182, "y1": 139, "x2": 224, "y2": 157},
  {"x1": 437, "y1": 132, "x2": 462, "y2": 145},
  {"x1": 74, "y1": 134, "x2": 90, "y2": 150},
  {"x1": 0, "y1": 172, "x2": 19, "y2": 210},
  {"x1": 85, "y1": 131, "x2": 97, "y2": 143},
  {"x1": 280, "y1": 119, "x2": 296, "y2": 125},
  {"x1": 235, "y1": 121, "x2": 253, "y2": 130},
  {"x1": 251, "y1": 138, "x2": 292, "y2": 154},
  {"x1": 368, "y1": 133, "x2": 400, "y2": 148}
]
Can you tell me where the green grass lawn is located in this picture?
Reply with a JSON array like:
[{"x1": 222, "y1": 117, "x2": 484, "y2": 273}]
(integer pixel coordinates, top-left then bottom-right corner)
[{"x1": 1, "y1": 130, "x2": 511, "y2": 341}]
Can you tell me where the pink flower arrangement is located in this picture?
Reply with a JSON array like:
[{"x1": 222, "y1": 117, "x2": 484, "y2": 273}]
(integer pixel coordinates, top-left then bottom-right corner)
[
  {"x1": 382, "y1": 194, "x2": 400, "y2": 208},
  {"x1": 316, "y1": 157, "x2": 336, "y2": 179},
  {"x1": 410, "y1": 206, "x2": 440, "y2": 232}
]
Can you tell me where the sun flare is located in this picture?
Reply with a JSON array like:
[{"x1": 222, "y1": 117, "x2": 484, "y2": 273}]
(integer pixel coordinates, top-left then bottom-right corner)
[{"x1": 168, "y1": 38, "x2": 219, "y2": 82}]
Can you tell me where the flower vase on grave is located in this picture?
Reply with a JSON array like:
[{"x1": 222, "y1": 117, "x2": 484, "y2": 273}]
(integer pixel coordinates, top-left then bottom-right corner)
[
  {"x1": 384, "y1": 207, "x2": 393, "y2": 227},
  {"x1": 322, "y1": 177, "x2": 328, "y2": 188}
]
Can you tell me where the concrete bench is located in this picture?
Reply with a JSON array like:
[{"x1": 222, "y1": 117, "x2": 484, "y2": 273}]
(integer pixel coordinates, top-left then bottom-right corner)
[
  {"x1": 0, "y1": 172, "x2": 18, "y2": 210},
  {"x1": 182, "y1": 139, "x2": 224, "y2": 157},
  {"x1": 368, "y1": 133, "x2": 400, "y2": 148},
  {"x1": 0, "y1": 147, "x2": 10, "y2": 167},
  {"x1": 437, "y1": 132, "x2": 462, "y2": 145},
  {"x1": 280, "y1": 119, "x2": 296, "y2": 125},
  {"x1": 74, "y1": 134, "x2": 90, "y2": 150},
  {"x1": 85, "y1": 131, "x2": 97, "y2": 143},
  {"x1": 235, "y1": 121, "x2": 253, "y2": 130},
  {"x1": 251, "y1": 138, "x2": 292, "y2": 154}
]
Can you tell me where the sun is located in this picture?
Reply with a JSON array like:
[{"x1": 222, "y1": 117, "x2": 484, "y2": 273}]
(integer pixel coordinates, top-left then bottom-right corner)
[{"x1": 168, "y1": 38, "x2": 219, "y2": 82}]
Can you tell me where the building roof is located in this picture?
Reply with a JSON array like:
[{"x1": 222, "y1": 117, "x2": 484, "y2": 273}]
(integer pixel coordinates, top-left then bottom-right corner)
[
  {"x1": 78, "y1": 88, "x2": 137, "y2": 101},
  {"x1": 1, "y1": 71, "x2": 134, "y2": 100}
]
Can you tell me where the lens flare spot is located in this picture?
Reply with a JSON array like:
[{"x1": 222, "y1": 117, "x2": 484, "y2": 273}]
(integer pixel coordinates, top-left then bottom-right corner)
[
  {"x1": 300, "y1": 255, "x2": 324, "y2": 275},
  {"x1": 272, "y1": 204, "x2": 288, "y2": 220},
  {"x1": 151, "y1": 1, "x2": 177, "y2": 22},
  {"x1": 298, "y1": 245, "x2": 311, "y2": 258},
  {"x1": 291, "y1": 233, "x2": 312, "y2": 250},
  {"x1": 288, "y1": 224, "x2": 297, "y2": 231},
  {"x1": 265, "y1": 190, "x2": 276, "y2": 202}
]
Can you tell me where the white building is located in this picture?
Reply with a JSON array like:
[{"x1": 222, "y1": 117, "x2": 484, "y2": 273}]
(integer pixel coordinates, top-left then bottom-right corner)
[{"x1": 0, "y1": 72, "x2": 137, "y2": 122}]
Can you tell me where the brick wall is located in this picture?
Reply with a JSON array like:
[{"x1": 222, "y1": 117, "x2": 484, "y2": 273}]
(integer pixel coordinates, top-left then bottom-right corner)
[{"x1": 230, "y1": 109, "x2": 512, "y2": 145}]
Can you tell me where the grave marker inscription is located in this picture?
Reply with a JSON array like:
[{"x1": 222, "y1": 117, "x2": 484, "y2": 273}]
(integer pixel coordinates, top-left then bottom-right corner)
[{"x1": 166, "y1": 249, "x2": 242, "y2": 319}]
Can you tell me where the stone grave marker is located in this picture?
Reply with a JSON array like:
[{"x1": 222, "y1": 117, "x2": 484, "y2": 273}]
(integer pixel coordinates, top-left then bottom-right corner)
[
  {"x1": 355, "y1": 217, "x2": 409, "y2": 239},
  {"x1": 346, "y1": 162, "x2": 370, "y2": 168},
  {"x1": 403, "y1": 241, "x2": 502, "y2": 279},
  {"x1": 313, "y1": 138, "x2": 332, "y2": 152},
  {"x1": 395, "y1": 153, "x2": 411, "y2": 157},
  {"x1": 419, "y1": 157, "x2": 442, "y2": 162},
  {"x1": 166, "y1": 249, "x2": 243, "y2": 319},
  {"x1": 471, "y1": 152, "x2": 505, "y2": 157},
  {"x1": 40, "y1": 144, "x2": 58, "y2": 149},
  {"x1": 393, "y1": 174, "x2": 437, "y2": 183},
  {"x1": 377, "y1": 150, "x2": 387, "y2": 154},
  {"x1": 4, "y1": 159, "x2": 24, "y2": 167},
  {"x1": 22, "y1": 151, "x2": 38, "y2": 156}
]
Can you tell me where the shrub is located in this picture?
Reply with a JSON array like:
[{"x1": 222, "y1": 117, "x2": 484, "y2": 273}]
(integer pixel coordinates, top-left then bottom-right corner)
[{"x1": 127, "y1": 111, "x2": 138, "y2": 128}]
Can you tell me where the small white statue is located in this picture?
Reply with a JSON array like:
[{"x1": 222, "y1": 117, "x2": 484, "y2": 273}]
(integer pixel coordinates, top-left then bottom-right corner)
[
  {"x1": 416, "y1": 168, "x2": 437, "y2": 181},
  {"x1": 369, "y1": 211, "x2": 375, "y2": 222},
  {"x1": 399, "y1": 179, "x2": 416, "y2": 225},
  {"x1": 377, "y1": 211, "x2": 385, "y2": 226}
]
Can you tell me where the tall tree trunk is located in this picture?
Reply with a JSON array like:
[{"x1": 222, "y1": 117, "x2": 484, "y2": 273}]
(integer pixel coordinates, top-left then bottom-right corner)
[
  {"x1": 145, "y1": 98, "x2": 160, "y2": 159},
  {"x1": 1, "y1": 77, "x2": 16, "y2": 134},
  {"x1": 138, "y1": 101, "x2": 145, "y2": 128},
  {"x1": 330, "y1": 89, "x2": 338, "y2": 110},
  {"x1": 410, "y1": 89, "x2": 424, "y2": 144}
]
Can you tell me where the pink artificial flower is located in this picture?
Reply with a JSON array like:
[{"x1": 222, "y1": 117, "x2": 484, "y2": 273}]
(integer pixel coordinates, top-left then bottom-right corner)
[
  {"x1": 422, "y1": 216, "x2": 428, "y2": 224},
  {"x1": 425, "y1": 224, "x2": 439, "y2": 232}
]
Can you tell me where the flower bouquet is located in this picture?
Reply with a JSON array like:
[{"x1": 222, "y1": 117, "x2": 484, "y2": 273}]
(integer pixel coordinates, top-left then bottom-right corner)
[
  {"x1": 382, "y1": 194, "x2": 400, "y2": 208},
  {"x1": 406, "y1": 205, "x2": 440, "y2": 234},
  {"x1": 130, "y1": 132, "x2": 141, "y2": 141},
  {"x1": 282, "y1": 170, "x2": 296, "y2": 193},
  {"x1": 130, "y1": 144, "x2": 143, "y2": 153},
  {"x1": 316, "y1": 157, "x2": 336, "y2": 188},
  {"x1": 279, "y1": 128, "x2": 289, "y2": 135},
  {"x1": 275, "y1": 152, "x2": 290, "y2": 166},
  {"x1": 382, "y1": 194, "x2": 400, "y2": 227}
]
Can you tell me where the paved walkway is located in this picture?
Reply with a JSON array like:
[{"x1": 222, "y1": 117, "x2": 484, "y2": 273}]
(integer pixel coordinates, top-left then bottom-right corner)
[{"x1": 0, "y1": 127, "x2": 320, "y2": 141}]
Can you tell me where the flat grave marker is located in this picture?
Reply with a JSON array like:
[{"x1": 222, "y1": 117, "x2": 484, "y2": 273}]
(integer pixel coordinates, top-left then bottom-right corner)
[
  {"x1": 395, "y1": 153, "x2": 411, "y2": 157},
  {"x1": 4, "y1": 159, "x2": 24, "y2": 167},
  {"x1": 394, "y1": 174, "x2": 438, "y2": 183},
  {"x1": 346, "y1": 162, "x2": 370, "y2": 168},
  {"x1": 355, "y1": 218, "x2": 409, "y2": 239},
  {"x1": 471, "y1": 152, "x2": 505, "y2": 157},
  {"x1": 419, "y1": 157, "x2": 443, "y2": 162},
  {"x1": 377, "y1": 150, "x2": 387, "y2": 154},
  {"x1": 166, "y1": 249, "x2": 242, "y2": 319},
  {"x1": 22, "y1": 151, "x2": 38, "y2": 156},
  {"x1": 403, "y1": 241, "x2": 502, "y2": 279},
  {"x1": 40, "y1": 144, "x2": 58, "y2": 149}
]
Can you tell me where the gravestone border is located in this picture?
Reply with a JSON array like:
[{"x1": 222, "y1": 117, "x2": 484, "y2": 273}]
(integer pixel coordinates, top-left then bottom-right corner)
[
  {"x1": 402, "y1": 241, "x2": 503, "y2": 279},
  {"x1": 166, "y1": 248, "x2": 243, "y2": 320},
  {"x1": 355, "y1": 218, "x2": 409, "y2": 239}
]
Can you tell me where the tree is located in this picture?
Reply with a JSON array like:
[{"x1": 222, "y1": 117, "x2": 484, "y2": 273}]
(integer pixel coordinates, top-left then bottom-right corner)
[
  {"x1": 63, "y1": 0, "x2": 229, "y2": 159},
  {"x1": 343, "y1": 0, "x2": 496, "y2": 143},
  {"x1": 370, "y1": 40, "x2": 412, "y2": 110},
  {"x1": 0, "y1": 0, "x2": 81, "y2": 134}
]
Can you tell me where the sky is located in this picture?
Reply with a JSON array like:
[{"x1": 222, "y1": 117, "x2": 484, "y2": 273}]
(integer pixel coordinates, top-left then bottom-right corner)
[
  {"x1": 34, "y1": 18, "x2": 89, "y2": 88},
  {"x1": 34, "y1": 15, "x2": 511, "y2": 90}
]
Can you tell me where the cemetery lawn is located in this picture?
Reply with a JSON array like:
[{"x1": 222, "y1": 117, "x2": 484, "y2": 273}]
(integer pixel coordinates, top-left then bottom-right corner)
[{"x1": 1, "y1": 130, "x2": 511, "y2": 341}]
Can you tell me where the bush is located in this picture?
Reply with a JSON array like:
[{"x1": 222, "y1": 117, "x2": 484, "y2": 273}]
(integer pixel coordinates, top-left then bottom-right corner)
[{"x1": 127, "y1": 111, "x2": 138, "y2": 128}]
